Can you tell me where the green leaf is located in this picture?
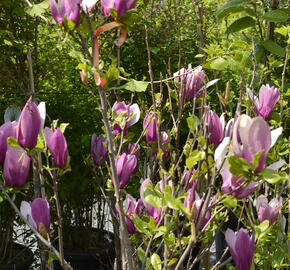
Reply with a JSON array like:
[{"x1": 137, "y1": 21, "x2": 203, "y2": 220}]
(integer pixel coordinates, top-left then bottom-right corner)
[
  {"x1": 134, "y1": 216, "x2": 151, "y2": 237},
  {"x1": 137, "y1": 247, "x2": 145, "y2": 262},
  {"x1": 186, "y1": 150, "x2": 202, "y2": 170},
  {"x1": 209, "y1": 57, "x2": 228, "y2": 70},
  {"x1": 168, "y1": 258, "x2": 177, "y2": 267},
  {"x1": 60, "y1": 123, "x2": 69, "y2": 133},
  {"x1": 106, "y1": 65, "x2": 119, "y2": 84},
  {"x1": 47, "y1": 251, "x2": 58, "y2": 265},
  {"x1": 151, "y1": 253, "x2": 162, "y2": 270},
  {"x1": 163, "y1": 186, "x2": 178, "y2": 210},
  {"x1": 25, "y1": 0, "x2": 49, "y2": 17},
  {"x1": 217, "y1": 0, "x2": 245, "y2": 18},
  {"x1": 121, "y1": 10, "x2": 139, "y2": 26},
  {"x1": 223, "y1": 195, "x2": 237, "y2": 208},
  {"x1": 187, "y1": 115, "x2": 200, "y2": 131},
  {"x1": 227, "y1": 155, "x2": 251, "y2": 177},
  {"x1": 228, "y1": 16, "x2": 255, "y2": 34},
  {"x1": 144, "y1": 186, "x2": 162, "y2": 209},
  {"x1": 123, "y1": 79, "x2": 149, "y2": 92},
  {"x1": 262, "y1": 40, "x2": 285, "y2": 57},
  {"x1": 264, "y1": 9, "x2": 289, "y2": 23},
  {"x1": 259, "y1": 168, "x2": 287, "y2": 184},
  {"x1": 7, "y1": 137, "x2": 20, "y2": 148}
]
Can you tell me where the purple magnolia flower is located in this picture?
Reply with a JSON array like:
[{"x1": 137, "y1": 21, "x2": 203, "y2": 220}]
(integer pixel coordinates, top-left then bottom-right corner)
[
  {"x1": 117, "y1": 153, "x2": 137, "y2": 189},
  {"x1": 221, "y1": 162, "x2": 258, "y2": 199},
  {"x1": 49, "y1": 0, "x2": 81, "y2": 26},
  {"x1": 195, "y1": 196, "x2": 211, "y2": 230},
  {"x1": 140, "y1": 179, "x2": 161, "y2": 223},
  {"x1": 17, "y1": 99, "x2": 41, "y2": 149},
  {"x1": 127, "y1": 144, "x2": 139, "y2": 173},
  {"x1": 21, "y1": 198, "x2": 50, "y2": 235},
  {"x1": 247, "y1": 84, "x2": 280, "y2": 119},
  {"x1": 44, "y1": 128, "x2": 68, "y2": 169},
  {"x1": 91, "y1": 134, "x2": 107, "y2": 166},
  {"x1": 161, "y1": 131, "x2": 169, "y2": 160},
  {"x1": 101, "y1": 0, "x2": 137, "y2": 17},
  {"x1": 184, "y1": 190, "x2": 211, "y2": 230},
  {"x1": 256, "y1": 195, "x2": 282, "y2": 226},
  {"x1": 207, "y1": 110, "x2": 225, "y2": 149},
  {"x1": 225, "y1": 228, "x2": 255, "y2": 270},
  {"x1": 174, "y1": 65, "x2": 205, "y2": 99},
  {"x1": 143, "y1": 112, "x2": 158, "y2": 144},
  {"x1": 3, "y1": 146, "x2": 31, "y2": 187},
  {"x1": 120, "y1": 194, "x2": 143, "y2": 234},
  {"x1": 112, "y1": 102, "x2": 140, "y2": 135},
  {"x1": 0, "y1": 121, "x2": 17, "y2": 165},
  {"x1": 233, "y1": 115, "x2": 271, "y2": 173}
]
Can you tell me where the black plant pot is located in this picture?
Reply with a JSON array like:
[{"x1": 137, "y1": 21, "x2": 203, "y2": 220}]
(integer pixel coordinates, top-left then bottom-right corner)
[
  {"x1": 215, "y1": 210, "x2": 242, "y2": 270},
  {"x1": 0, "y1": 243, "x2": 34, "y2": 270},
  {"x1": 53, "y1": 228, "x2": 115, "y2": 270}
]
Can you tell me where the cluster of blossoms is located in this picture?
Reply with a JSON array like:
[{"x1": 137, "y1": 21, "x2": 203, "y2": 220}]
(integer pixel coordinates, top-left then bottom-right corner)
[
  {"x1": 49, "y1": 0, "x2": 137, "y2": 26},
  {"x1": 0, "y1": 99, "x2": 69, "y2": 235},
  {"x1": 87, "y1": 66, "x2": 283, "y2": 269}
]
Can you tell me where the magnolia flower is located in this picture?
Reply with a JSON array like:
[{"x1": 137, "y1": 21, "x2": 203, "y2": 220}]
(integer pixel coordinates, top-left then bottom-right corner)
[
  {"x1": 225, "y1": 228, "x2": 255, "y2": 270},
  {"x1": 207, "y1": 111, "x2": 225, "y2": 149},
  {"x1": 17, "y1": 99, "x2": 41, "y2": 149},
  {"x1": 247, "y1": 84, "x2": 280, "y2": 119},
  {"x1": 21, "y1": 198, "x2": 50, "y2": 235},
  {"x1": 221, "y1": 163, "x2": 258, "y2": 199},
  {"x1": 140, "y1": 179, "x2": 161, "y2": 223},
  {"x1": 3, "y1": 146, "x2": 31, "y2": 187},
  {"x1": 117, "y1": 153, "x2": 137, "y2": 188},
  {"x1": 233, "y1": 115, "x2": 271, "y2": 173},
  {"x1": 49, "y1": 0, "x2": 81, "y2": 25},
  {"x1": 174, "y1": 65, "x2": 205, "y2": 99},
  {"x1": 44, "y1": 128, "x2": 68, "y2": 169},
  {"x1": 101, "y1": 0, "x2": 137, "y2": 17},
  {"x1": 91, "y1": 134, "x2": 107, "y2": 166},
  {"x1": 184, "y1": 190, "x2": 211, "y2": 230},
  {"x1": 112, "y1": 102, "x2": 140, "y2": 135},
  {"x1": 0, "y1": 121, "x2": 17, "y2": 165},
  {"x1": 256, "y1": 195, "x2": 283, "y2": 226},
  {"x1": 116, "y1": 194, "x2": 143, "y2": 234},
  {"x1": 143, "y1": 112, "x2": 157, "y2": 144},
  {"x1": 127, "y1": 144, "x2": 139, "y2": 173}
]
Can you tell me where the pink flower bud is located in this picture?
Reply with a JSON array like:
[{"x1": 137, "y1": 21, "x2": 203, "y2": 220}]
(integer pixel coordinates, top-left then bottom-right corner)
[
  {"x1": 17, "y1": 99, "x2": 41, "y2": 149},
  {"x1": 225, "y1": 228, "x2": 255, "y2": 270},
  {"x1": 0, "y1": 121, "x2": 17, "y2": 165},
  {"x1": 143, "y1": 112, "x2": 158, "y2": 144},
  {"x1": 207, "y1": 110, "x2": 224, "y2": 149},
  {"x1": 91, "y1": 134, "x2": 107, "y2": 166},
  {"x1": 3, "y1": 146, "x2": 30, "y2": 187},
  {"x1": 101, "y1": 0, "x2": 137, "y2": 17},
  {"x1": 117, "y1": 153, "x2": 137, "y2": 189},
  {"x1": 256, "y1": 195, "x2": 282, "y2": 226},
  {"x1": 44, "y1": 128, "x2": 68, "y2": 169},
  {"x1": 49, "y1": 0, "x2": 81, "y2": 26},
  {"x1": 174, "y1": 65, "x2": 205, "y2": 99},
  {"x1": 21, "y1": 198, "x2": 50, "y2": 235}
]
